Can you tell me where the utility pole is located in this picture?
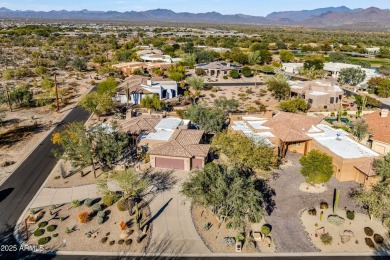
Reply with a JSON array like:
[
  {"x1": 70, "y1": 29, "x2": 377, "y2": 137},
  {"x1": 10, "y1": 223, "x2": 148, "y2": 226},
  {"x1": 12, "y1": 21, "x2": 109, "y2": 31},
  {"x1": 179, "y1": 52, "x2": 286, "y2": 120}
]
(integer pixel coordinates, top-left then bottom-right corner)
[
  {"x1": 54, "y1": 72, "x2": 59, "y2": 113},
  {"x1": 4, "y1": 84, "x2": 12, "y2": 112}
]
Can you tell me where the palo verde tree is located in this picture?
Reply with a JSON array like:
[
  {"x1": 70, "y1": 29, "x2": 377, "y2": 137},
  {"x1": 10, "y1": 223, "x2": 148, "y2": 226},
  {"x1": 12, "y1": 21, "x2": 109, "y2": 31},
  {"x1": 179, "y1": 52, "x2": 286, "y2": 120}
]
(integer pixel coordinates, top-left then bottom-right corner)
[
  {"x1": 186, "y1": 76, "x2": 204, "y2": 90},
  {"x1": 79, "y1": 92, "x2": 114, "y2": 120},
  {"x1": 265, "y1": 74, "x2": 290, "y2": 101},
  {"x1": 140, "y1": 94, "x2": 166, "y2": 111},
  {"x1": 212, "y1": 131, "x2": 277, "y2": 171},
  {"x1": 112, "y1": 169, "x2": 149, "y2": 215},
  {"x1": 299, "y1": 149, "x2": 334, "y2": 184},
  {"x1": 181, "y1": 163, "x2": 264, "y2": 230},
  {"x1": 338, "y1": 68, "x2": 366, "y2": 86},
  {"x1": 52, "y1": 122, "x2": 95, "y2": 177},
  {"x1": 278, "y1": 98, "x2": 309, "y2": 113},
  {"x1": 213, "y1": 96, "x2": 239, "y2": 113},
  {"x1": 97, "y1": 77, "x2": 118, "y2": 95},
  {"x1": 185, "y1": 104, "x2": 226, "y2": 133}
]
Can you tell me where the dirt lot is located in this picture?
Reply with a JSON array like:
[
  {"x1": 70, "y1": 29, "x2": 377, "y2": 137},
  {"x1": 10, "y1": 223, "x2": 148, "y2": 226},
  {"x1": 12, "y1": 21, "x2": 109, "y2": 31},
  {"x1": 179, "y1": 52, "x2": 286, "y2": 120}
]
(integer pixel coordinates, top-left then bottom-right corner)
[{"x1": 0, "y1": 72, "x2": 98, "y2": 185}]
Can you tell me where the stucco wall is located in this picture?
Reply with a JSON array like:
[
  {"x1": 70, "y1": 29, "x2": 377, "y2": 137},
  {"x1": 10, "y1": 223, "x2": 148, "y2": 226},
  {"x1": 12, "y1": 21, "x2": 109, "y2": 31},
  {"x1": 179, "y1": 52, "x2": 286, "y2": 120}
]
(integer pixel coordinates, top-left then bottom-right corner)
[{"x1": 371, "y1": 140, "x2": 390, "y2": 155}]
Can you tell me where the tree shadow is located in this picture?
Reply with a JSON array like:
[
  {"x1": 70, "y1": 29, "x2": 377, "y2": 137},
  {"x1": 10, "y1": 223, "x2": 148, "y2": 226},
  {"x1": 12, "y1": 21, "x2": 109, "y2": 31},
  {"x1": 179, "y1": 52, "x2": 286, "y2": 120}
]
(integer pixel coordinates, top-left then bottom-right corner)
[
  {"x1": 254, "y1": 179, "x2": 276, "y2": 216},
  {"x1": 0, "y1": 187, "x2": 14, "y2": 203},
  {"x1": 372, "y1": 233, "x2": 390, "y2": 259},
  {"x1": 144, "y1": 198, "x2": 172, "y2": 227},
  {"x1": 0, "y1": 224, "x2": 55, "y2": 259},
  {"x1": 142, "y1": 170, "x2": 178, "y2": 196}
]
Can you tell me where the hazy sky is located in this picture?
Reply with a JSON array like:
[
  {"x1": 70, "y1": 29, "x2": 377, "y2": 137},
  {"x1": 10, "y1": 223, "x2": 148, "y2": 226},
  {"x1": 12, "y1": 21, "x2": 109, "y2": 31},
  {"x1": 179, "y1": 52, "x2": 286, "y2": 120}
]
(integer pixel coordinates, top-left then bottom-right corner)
[{"x1": 0, "y1": 0, "x2": 389, "y2": 16}]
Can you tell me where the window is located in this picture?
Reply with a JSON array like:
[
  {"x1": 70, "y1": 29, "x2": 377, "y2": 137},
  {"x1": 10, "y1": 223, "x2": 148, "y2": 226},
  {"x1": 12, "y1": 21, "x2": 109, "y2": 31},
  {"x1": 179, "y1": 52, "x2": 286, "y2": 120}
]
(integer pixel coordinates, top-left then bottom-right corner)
[
  {"x1": 339, "y1": 95, "x2": 342, "y2": 100},
  {"x1": 308, "y1": 98, "x2": 313, "y2": 104},
  {"x1": 291, "y1": 142, "x2": 301, "y2": 147},
  {"x1": 330, "y1": 97, "x2": 335, "y2": 104},
  {"x1": 336, "y1": 97, "x2": 339, "y2": 103}
]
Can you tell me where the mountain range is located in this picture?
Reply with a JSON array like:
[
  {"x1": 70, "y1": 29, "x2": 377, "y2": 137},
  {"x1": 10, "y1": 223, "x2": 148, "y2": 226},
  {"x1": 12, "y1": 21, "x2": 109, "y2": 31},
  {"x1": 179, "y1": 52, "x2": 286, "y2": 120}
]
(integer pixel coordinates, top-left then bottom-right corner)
[{"x1": 0, "y1": 6, "x2": 390, "y2": 28}]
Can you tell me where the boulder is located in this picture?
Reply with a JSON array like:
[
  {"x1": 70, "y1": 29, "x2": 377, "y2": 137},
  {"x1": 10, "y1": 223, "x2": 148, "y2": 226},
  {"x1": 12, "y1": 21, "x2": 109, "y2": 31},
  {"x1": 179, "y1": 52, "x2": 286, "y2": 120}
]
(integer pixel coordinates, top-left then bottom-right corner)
[
  {"x1": 341, "y1": 235, "x2": 351, "y2": 244},
  {"x1": 120, "y1": 232, "x2": 129, "y2": 239},
  {"x1": 315, "y1": 227, "x2": 325, "y2": 237}
]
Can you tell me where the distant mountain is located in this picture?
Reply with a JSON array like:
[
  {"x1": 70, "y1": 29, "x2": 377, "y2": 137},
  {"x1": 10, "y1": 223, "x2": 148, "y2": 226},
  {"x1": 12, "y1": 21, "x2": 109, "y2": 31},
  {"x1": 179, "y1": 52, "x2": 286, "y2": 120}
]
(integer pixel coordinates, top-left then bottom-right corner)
[
  {"x1": 266, "y1": 6, "x2": 357, "y2": 21},
  {"x1": 301, "y1": 7, "x2": 390, "y2": 26},
  {"x1": 0, "y1": 8, "x2": 271, "y2": 24},
  {"x1": 0, "y1": 7, "x2": 389, "y2": 29}
]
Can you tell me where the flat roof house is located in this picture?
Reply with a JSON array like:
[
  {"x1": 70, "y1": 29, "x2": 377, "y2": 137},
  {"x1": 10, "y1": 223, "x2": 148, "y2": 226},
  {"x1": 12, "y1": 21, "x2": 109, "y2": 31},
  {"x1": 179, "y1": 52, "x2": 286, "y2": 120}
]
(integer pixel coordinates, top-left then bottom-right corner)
[
  {"x1": 229, "y1": 112, "x2": 380, "y2": 188},
  {"x1": 289, "y1": 80, "x2": 343, "y2": 109},
  {"x1": 116, "y1": 76, "x2": 178, "y2": 105}
]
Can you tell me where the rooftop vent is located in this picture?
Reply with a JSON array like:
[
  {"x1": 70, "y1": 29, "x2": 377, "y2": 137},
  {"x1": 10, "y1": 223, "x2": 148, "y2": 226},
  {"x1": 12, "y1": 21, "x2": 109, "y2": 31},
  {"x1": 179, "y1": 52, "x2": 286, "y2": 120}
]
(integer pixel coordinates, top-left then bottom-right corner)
[{"x1": 380, "y1": 109, "x2": 389, "y2": 118}]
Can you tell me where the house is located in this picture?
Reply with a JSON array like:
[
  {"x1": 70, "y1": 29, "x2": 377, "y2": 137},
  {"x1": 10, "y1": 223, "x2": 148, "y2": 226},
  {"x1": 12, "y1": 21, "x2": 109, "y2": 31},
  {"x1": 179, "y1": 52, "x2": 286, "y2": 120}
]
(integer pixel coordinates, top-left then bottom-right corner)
[
  {"x1": 366, "y1": 47, "x2": 380, "y2": 55},
  {"x1": 364, "y1": 109, "x2": 390, "y2": 155},
  {"x1": 149, "y1": 129, "x2": 210, "y2": 170},
  {"x1": 118, "y1": 115, "x2": 210, "y2": 170},
  {"x1": 289, "y1": 80, "x2": 343, "y2": 109},
  {"x1": 115, "y1": 76, "x2": 178, "y2": 105},
  {"x1": 229, "y1": 112, "x2": 380, "y2": 186},
  {"x1": 195, "y1": 62, "x2": 242, "y2": 77},
  {"x1": 140, "y1": 54, "x2": 173, "y2": 63},
  {"x1": 112, "y1": 62, "x2": 173, "y2": 76},
  {"x1": 282, "y1": 63, "x2": 304, "y2": 74}
]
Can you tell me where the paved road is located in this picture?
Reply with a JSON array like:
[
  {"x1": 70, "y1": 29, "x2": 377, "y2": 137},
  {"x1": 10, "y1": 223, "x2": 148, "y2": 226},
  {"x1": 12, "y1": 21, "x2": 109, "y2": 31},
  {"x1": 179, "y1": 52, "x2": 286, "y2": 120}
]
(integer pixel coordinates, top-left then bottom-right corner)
[{"x1": 0, "y1": 106, "x2": 90, "y2": 259}]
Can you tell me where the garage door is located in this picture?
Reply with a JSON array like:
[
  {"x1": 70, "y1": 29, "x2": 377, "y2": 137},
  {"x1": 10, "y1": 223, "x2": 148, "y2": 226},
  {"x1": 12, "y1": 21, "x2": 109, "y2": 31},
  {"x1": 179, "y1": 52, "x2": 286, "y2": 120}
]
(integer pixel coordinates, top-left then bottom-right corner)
[
  {"x1": 191, "y1": 158, "x2": 203, "y2": 169},
  {"x1": 155, "y1": 157, "x2": 185, "y2": 170}
]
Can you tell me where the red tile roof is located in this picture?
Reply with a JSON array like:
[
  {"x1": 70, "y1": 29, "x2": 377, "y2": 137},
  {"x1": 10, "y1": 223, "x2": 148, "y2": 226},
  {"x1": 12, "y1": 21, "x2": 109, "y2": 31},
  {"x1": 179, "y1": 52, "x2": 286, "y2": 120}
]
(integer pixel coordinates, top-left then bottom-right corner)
[
  {"x1": 355, "y1": 159, "x2": 377, "y2": 177},
  {"x1": 364, "y1": 110, "x2": 390, "y2": 144}
]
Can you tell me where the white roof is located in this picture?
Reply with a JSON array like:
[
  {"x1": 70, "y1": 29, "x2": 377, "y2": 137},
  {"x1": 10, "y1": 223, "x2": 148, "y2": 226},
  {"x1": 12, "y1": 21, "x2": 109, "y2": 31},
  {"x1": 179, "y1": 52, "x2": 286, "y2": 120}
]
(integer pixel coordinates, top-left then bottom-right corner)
[
  {"x1": 244, "y1": 132, "x2": 274, "y2": 147},
  {"x1": 232, "y1": 121, "x2": 251, "y2": 132},
  {"x1": 308, "y1": 124, "x2": 378, "y2": 159},
  {"x1": 155, "y1": 118, "x2": 186, "y2": 131},
  {"x1": 242, "y1": 116, "x2": 266, "y2": 121},
  {"x1": 141, "y1": 130, "x2": 174, "y2": 141},
  {"x1": 247, "y1": 120, "x2": 270, "y2": 130},
  {"x1": 291, "y1": 85, "x2": 304, "y2": 89}
]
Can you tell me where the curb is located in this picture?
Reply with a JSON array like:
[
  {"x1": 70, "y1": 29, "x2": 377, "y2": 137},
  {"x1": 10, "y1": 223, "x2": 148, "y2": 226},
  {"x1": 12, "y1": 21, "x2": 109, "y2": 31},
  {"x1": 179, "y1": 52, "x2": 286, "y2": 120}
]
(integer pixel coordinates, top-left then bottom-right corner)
[{"x1": 13, "y1": 86, "x2": 96, "y2": 249}]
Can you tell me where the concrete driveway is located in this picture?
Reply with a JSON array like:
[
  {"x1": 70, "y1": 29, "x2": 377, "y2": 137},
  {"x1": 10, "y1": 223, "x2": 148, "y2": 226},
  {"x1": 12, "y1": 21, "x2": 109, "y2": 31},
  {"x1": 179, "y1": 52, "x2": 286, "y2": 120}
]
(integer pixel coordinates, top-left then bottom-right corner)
[{"x1": 147, "y1": 169, "x2": 210, "y2": 255}]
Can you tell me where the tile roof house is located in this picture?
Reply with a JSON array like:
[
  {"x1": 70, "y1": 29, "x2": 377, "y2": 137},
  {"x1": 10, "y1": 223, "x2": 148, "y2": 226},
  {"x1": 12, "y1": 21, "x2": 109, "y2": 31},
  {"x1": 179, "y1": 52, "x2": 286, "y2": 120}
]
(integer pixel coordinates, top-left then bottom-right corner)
[
  {"x1": 229, "y1": 111, "x2": 379, "y2": 187},
  {"x1": 195, "y1": 62, "x2": 242, "y2": 77},
  {"x1": 149, "y1": 129, "x2": 210, "y2": 171},
  {"x1": 364, "y1": 109, "x2": 390, "y2": 155}
]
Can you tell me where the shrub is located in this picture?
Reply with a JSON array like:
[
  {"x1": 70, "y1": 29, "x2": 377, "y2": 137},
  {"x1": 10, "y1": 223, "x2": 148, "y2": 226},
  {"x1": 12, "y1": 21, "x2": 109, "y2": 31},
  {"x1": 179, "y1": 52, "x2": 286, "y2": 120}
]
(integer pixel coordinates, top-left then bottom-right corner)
[
  {"x1": 71, "y1": 200, "x2": 81, "y2": 208},
  {"x1": 102, "y1": 194, "x2": 117, "y2": 207},
  {"x1": 118, "y1": 239, "x2": 124, "y2": 245},
  {"x1": 365, "y1": 238, "x2": 375, "y2": 248},
  {"x1": 364, "y1": 227, "x2": 374, "y2": 236},
  {"x1": 38, "y1": 237, "x2": 51, "y2": 245},
  {"x1": 320, "y1": 233, "x2": 333, "y2": 245},
  {"x1": 91, "y1": 204, "x2": 102, "y2": 212},
  {"x1": 38, "y1": 221, "x2": 48, "y2": 228},
  {"x1": 373, "y1": 234, "x2": 384, "y2": 244},
  {"x1": 109, "y1": 240, "x2": 115, "y2": 246},
  {"x1": 97, "y1": 217, "x2": 104, "y2": 225},
  {"x1": 97, "y1": 211, "x2": 105, "y2": 218},
  {"x1": 223, "y1": 237, "x2": 236, "y2": 246},
  {"x1": 83, "y1": 199, "x2": 93, "y2": 207},
  {"x1": 327, "y1": 215, "x2": 345, "y2": 226},
  {"x1": 101, "y1": 237, "x2": 108, "y2": 243},
  {"x1": 346, "y1": 210, "x2": 355, "y2": 220},
  {"x1": 77, "y1": 211, "x2": 90, "y2": 223},
  {"x1": 223, "y1": 75, "x2": 228, "y2": 80},
  {"x1": 261, "y1": 225, "x2": 271, "y2": 236},
  {"x1": 211, "y1": 87, "x2": 218, "y2": 93},
  {"x1": 320, "y1": 202, "x2": 329, "y2": 209},
  {"x1": 117, "y1": 199, "x2": 128, "y2": 212},
  {"x1": 125, "y1": 239, "x2": 132, "y2": 245},
  {"x1": 46, "y1": 225, "x2": 57, "y2": 232},
  {"x1": 34, "y1": 229, "x2": 45, "y2": 237},
  {"x1": 308, "y1": 208, "x2": 317, "y2": 216},
  {"x1": 235, "y1": 233, "x2": 245, "y2": 242},
  {"x1": 53, "y1": 233, "x2": 59, "y2": 237},
  {"x1": 226, "y1": 222, "x2": 233, "y2": 229}
]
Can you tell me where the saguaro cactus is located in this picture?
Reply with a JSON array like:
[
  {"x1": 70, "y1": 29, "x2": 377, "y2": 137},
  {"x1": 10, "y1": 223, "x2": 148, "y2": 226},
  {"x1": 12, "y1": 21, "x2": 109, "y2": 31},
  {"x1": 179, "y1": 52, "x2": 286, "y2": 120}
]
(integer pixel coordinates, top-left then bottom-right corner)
[{"x1": 333, "y1": 189, "x2": 340, "y2": 214}]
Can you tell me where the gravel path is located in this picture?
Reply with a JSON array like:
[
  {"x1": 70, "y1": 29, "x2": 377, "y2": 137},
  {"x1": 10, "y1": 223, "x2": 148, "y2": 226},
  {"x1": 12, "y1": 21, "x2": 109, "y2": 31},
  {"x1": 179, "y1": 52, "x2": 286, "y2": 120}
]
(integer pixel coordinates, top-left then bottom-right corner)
[{"x1": 264, "y1": 153, "x2": 361, "y2": 253}]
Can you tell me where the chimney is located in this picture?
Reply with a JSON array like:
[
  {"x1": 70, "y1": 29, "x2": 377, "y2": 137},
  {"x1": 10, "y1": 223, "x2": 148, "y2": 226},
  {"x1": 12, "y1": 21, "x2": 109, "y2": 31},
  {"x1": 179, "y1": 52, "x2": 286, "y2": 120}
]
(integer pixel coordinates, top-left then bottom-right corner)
[
  {"x1": 147, "y1": 79, "x2": 152, "y2": 86},
  {"x1": 380, "y1": 109, "x2": 389, "y2": 118}
]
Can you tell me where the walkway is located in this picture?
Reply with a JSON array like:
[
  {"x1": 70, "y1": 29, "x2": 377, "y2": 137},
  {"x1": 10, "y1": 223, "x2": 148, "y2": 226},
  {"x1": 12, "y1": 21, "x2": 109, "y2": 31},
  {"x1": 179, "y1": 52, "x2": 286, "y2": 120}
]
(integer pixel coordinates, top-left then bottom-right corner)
[{"x1": 265, "y1": 153, "x2": 361, "y2": 253}]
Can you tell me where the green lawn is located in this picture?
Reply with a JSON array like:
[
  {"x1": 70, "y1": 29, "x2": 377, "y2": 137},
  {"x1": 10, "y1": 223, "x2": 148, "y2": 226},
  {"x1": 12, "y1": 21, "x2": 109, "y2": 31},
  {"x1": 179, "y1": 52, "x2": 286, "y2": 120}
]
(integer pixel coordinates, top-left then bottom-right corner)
[{"x1": 293, "y1": 54, "x2": 390, "y2": 67}]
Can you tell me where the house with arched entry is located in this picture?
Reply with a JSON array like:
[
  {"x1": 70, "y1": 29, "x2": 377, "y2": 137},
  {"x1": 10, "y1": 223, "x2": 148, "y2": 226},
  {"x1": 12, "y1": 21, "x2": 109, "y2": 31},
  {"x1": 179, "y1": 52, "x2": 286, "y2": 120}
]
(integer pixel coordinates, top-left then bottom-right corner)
[{"x1": 195, "y1": 62, "x2": 242, "y2": 77}]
